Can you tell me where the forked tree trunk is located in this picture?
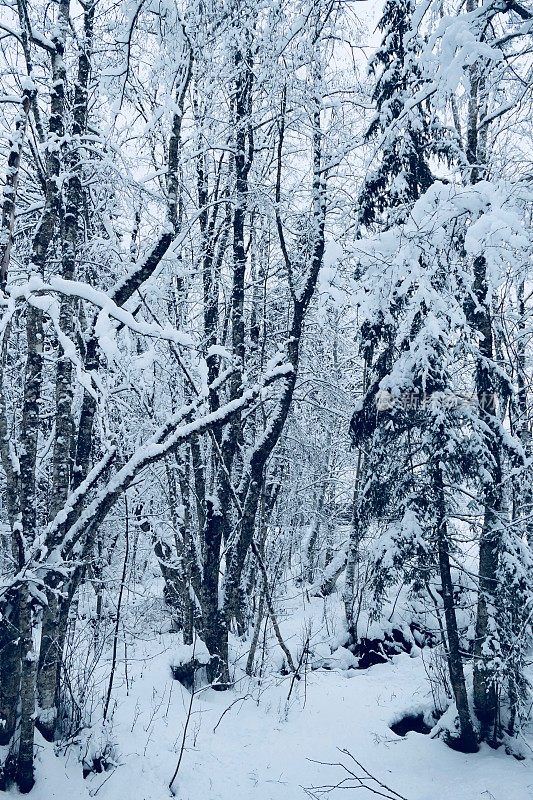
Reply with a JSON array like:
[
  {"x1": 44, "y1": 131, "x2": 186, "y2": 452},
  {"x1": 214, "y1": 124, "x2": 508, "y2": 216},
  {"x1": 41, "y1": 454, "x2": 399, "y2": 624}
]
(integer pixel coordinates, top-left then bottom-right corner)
[{"x1": 223, "y1": 83, "x2": 326, "y2": 656}]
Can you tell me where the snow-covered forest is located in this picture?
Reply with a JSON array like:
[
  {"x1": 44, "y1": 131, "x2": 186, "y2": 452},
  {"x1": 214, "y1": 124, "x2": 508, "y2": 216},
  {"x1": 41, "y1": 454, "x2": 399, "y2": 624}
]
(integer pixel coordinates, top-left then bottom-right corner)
[{"x1": 0, "y1": 0, "x2": 532, "y2": 797}]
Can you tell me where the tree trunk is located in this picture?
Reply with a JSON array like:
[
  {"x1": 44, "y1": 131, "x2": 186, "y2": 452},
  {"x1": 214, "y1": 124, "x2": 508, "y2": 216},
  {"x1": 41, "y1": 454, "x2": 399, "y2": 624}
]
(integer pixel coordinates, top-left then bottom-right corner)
[
  {"x1": 0, "y1": 592, "x2": 21, "y2": 788},
  {"x1": 433, "y1": 456, "x2": 478, "y2": 752},
  {"x1": 15, "y1": 589, "x2": 37, "y2": 793},
  {"x1": 202, "y1": 497, "x2": 230, "y2": 685},
  {"x1": 35, "y1": 595, "x2": 60, "y2": 741},
  {"x1": 470, "y1": 255, "x2": 503, "y2": 742},
  {"x1": 463, "y1": 32, "x2": 504, "y2": 739},
  {"x1": 344, "y1": 447, "x2": 365, "y2": 632}
]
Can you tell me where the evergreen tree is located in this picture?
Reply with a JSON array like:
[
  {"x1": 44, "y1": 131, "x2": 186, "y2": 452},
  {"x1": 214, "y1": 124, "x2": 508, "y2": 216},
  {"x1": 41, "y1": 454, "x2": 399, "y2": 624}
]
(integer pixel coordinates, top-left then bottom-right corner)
[
  {"x1": 359, "y1": 0, "x2": 462, "y2": 231},
  {"x1": 358, "y1": 0, "x2": 435, "y2": 228}
]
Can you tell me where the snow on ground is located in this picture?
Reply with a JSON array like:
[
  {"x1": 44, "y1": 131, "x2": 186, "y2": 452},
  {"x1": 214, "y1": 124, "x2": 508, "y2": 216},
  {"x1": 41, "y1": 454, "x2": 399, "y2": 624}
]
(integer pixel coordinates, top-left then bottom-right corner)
[{"x1": 27, "y1": 592, "x2": 533, "y2": 800}]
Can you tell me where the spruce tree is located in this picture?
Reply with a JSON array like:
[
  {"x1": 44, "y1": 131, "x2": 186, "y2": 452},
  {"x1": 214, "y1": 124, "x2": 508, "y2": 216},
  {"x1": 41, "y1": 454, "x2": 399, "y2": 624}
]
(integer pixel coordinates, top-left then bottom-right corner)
[
  {"x1": 359, "y1": 0, "x2": 434, "y2": 228},
  {"x1": 351, "y1": 0, "x2": 478, "y2": 751}
]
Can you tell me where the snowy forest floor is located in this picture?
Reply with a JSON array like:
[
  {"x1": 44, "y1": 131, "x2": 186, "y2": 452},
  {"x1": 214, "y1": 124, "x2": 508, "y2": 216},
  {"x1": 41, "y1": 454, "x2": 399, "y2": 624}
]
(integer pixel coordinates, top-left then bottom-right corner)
[{"x1": 27, "y1": 591, "x2": 533, "y2": 800}]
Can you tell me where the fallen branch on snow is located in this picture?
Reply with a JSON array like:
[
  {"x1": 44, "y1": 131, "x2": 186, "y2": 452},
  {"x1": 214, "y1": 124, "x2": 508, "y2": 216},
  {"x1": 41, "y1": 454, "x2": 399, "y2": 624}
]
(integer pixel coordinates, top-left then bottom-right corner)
[{"x1": 304, "y1": 748, "x2": 409, "y2": 800}]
